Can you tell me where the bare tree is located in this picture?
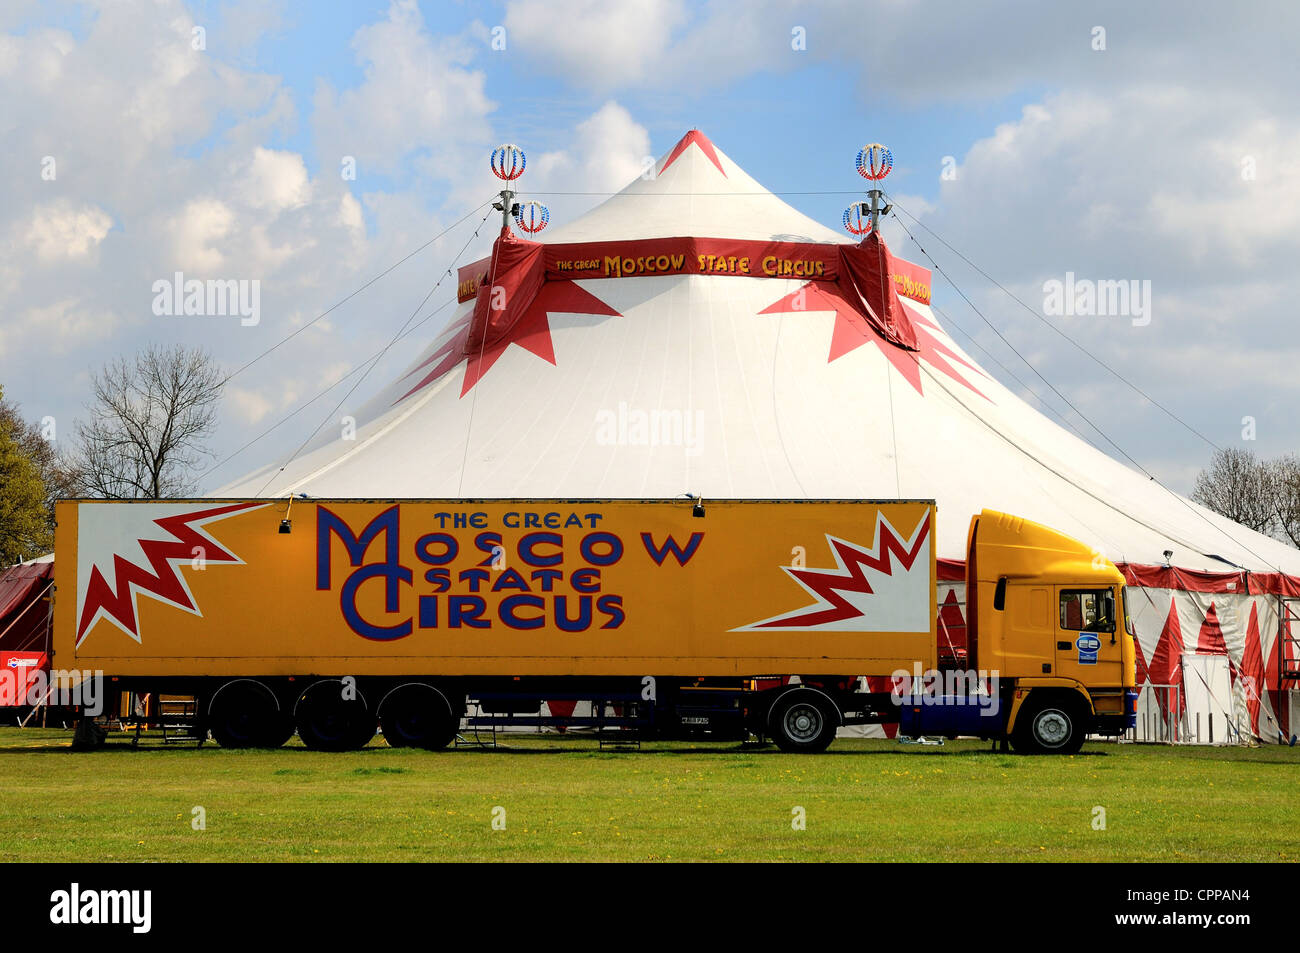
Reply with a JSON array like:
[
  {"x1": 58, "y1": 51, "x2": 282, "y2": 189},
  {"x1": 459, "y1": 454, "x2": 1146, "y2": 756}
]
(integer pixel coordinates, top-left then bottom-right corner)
[
  {"x1": 69, "y1": 345, "x2": 224, "y2": 499},
  {"x1": 1190, "y1": 447, "x2": 1277, "y2": 535},
  {"x1": 1269, "y1": 454, "x2": 1300, "y2": 548}
]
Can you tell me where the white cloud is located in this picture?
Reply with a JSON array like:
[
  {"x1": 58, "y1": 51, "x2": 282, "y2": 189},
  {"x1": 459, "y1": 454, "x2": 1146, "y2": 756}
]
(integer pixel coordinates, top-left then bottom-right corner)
[
  {"x1": 531, "y1": 101, "x2": 652, "y2": 194},
  {"x1": 311, "y1": 0, "x2": 495, "y2": 178},
  {"x1": 169, "y1": 199, "x2": 236, "y2": 272},
  {"x1": 504, "y1": 0, "x2": 688, "y2": 88},
  {"x1": 926, "y1": 87, "x2": 1300, "y2": 285},
  {"x1": 338, "y1": 193, "x2": 365, "y2": 234},
  {"x1": 320, "y1": 362, "x2": 351, "y2": 388},
  {"x1": 24, "y1": 201, "x2": 113, "y2": 261},
  {"x1": 228, "y1": 386, "x2": 274, "y2": 425},
  {"x1": 909, "y1": 83, "x2": 1300, "y2": 482},
  {"x1": 239, "y1": 148, "x2": 311, "y2": 213},
  {"x1": 0, "y1": 297, "x2": 122, "y2": 359}
]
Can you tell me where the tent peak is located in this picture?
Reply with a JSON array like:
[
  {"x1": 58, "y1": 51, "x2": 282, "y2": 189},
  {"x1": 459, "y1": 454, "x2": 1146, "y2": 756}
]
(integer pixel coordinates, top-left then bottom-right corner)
[{"x1": 660, "y1": 129, "x2": 727, "y2": 178}]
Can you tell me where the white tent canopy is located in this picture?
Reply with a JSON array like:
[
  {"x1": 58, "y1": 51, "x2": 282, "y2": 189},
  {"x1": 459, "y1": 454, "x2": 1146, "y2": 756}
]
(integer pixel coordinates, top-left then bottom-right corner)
[{"x1": 219, "y1": 130, "x2": 1298, "y2": 579}]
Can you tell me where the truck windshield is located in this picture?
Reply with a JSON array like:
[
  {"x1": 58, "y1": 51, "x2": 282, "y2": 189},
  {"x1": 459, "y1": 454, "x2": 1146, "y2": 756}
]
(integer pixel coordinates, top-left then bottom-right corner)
[{"x1": 1059, "y1": 588, "x2": 1116, "y2": 633}]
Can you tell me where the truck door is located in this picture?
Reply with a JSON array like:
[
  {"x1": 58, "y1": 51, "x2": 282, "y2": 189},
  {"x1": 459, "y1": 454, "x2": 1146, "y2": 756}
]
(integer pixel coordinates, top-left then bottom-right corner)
[{"x1": 1054, "y1": 586, "x2": 1123, "y2": 686}]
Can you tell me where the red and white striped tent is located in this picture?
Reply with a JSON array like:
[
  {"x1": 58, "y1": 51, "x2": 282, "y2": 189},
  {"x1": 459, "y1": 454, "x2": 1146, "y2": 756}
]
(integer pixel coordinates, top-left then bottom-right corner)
[{"x1": 221, "y1": 130, "x2": 1300, "y2": 743}]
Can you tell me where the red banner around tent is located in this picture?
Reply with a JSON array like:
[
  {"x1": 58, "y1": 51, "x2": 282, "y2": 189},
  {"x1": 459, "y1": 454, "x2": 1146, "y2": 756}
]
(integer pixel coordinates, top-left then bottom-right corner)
[{"x1": 458, "y1": 236, "x2": 933, "y2": 307}]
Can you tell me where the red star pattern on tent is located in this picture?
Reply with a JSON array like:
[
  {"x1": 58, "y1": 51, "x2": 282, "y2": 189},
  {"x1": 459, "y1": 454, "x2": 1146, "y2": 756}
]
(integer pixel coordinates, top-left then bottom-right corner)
[
  {"x1": 659, "y1": 129, "x2": 727, "y2": 178},
  {"x1": 395, "y1": 281, "x2": 621, "y2": 402},
  {"x1": 1195, "y1": 603, "x2": 1228, "y2": 655},
  {"x1": 77, "y1": 501, "x2": 264, "y2": 646},
  {"x1": 1134, "y1": 630, "x2": 1151, "y2": 685},
  {"x1": 937, "y1": 588, "x2": 968, "y2": 665},
  {"x1": 1148, "y1": 596, "x2": 1186, "y2": 718},
  {"x1": 759, "y1": 281, "x2": 988, "y2": 400},
  {"x1": 1190, "y1": 605, "x2": 1242, "y2": 702},
  {"x1": 1240, "y1": 602, "x2": 1265, "y2": 736},
  {"x1": 1194, "y1": 602, "x2": 1240, "y2": 691}
]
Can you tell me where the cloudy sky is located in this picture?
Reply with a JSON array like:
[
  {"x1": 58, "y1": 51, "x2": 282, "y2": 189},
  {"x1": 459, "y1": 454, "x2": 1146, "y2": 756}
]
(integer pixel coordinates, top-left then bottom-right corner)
[{"x1": 1, "y1": 0, "x2": 1296, "y2": 494}]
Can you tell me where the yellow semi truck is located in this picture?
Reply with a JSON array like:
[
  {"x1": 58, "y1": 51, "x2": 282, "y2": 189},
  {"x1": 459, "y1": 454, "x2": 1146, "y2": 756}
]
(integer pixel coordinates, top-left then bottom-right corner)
[{"x1": 53, "y1": 498, "x2": 1136, "y2": 753}]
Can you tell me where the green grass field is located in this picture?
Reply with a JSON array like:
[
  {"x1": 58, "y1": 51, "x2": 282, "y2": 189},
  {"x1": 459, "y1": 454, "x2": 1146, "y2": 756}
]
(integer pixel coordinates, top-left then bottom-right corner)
[{"x1": 1, "y1": 727, "x2": 1295, "y2": 862}]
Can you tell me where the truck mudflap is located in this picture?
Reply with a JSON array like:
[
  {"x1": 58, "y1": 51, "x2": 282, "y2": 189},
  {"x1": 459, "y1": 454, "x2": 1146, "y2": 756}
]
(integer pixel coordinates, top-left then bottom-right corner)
[{"x1": 898, "y1": 695, "x2": 1003, "y2": 738}]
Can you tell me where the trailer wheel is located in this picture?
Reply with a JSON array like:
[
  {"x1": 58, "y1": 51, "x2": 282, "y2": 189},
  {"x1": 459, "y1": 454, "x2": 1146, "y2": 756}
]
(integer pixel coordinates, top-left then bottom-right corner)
[
  {"x1": 769, "y1": 692, "x2": 837, "y2": 753},
  {"x1": 208, "y1": 681, "x2": 293, "y2": 749},
  {"x1": 1012, "y1": 696, "x2": 1085, "y2": 755},
  {"x1": 379, "y1": 685, "x2": 459, "y2": 750},
  {"x1": 295, "y1": 682, "x2": 375, "y2": 752}
]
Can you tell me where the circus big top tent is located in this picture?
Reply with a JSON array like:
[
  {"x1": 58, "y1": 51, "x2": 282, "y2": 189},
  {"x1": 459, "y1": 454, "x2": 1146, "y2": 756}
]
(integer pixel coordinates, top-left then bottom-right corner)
[{"x1": 219, "y1": 130, "x2": 1300, "y2": 744}]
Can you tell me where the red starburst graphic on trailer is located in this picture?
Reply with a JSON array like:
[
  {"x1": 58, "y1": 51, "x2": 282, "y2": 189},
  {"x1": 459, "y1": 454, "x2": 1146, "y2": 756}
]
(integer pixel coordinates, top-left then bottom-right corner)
[
  {"x1": 759, "y1": 281, "x2": 989, "y2": 400},
  {"x1": 76, "y1": 501, "x2": 267, "y2": 646},
  {"x1": 394, "y1": 281, "x2": 621, "y2": 402},
  {"x1": 734, "y1": 512, "x2": 931, "y2": 632}
]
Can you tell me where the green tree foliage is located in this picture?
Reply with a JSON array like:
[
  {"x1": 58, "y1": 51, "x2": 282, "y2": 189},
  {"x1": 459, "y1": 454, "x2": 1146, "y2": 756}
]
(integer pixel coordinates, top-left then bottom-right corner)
[{"x1": 0, "y1": 385, "x2": 52, "y2": 565}]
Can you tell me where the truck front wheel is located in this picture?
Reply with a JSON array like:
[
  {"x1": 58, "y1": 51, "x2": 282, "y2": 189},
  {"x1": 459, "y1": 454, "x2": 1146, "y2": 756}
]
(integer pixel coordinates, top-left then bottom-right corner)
[
  {"x1": 769, "y1": 692, "x2": 837, "y2": 753},
  {"x1": 1012, "y1": 696, "x2": 1086, "y2": 754}
]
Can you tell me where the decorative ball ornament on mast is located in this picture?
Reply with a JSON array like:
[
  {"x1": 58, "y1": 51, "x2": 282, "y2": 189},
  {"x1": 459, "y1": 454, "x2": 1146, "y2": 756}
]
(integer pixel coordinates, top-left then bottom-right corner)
[
  {"x1": 490, "y1": 144, "x2": 527, "y2": 181},
  {"x1": 844, "y1": 142, "x2": 894, "y2": 237},
  {"x1": 842, "y1": 204, "x2": 873, "y2": 236},
  {"x1": 490, "y1": 144, "x2": 549, "y2": 235},
  {"x1": 512, "y1": 200, "x2": 549, "y2": 234},
  {"x1": 855, "y1": 144, "x2": 893, "y2": 180}
]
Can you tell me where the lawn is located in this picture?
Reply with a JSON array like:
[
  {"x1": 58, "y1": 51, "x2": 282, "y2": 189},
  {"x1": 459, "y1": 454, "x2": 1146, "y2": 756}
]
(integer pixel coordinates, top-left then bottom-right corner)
[{"x1": 0, "y1": 727, "x2": 1295, "y2": 862}]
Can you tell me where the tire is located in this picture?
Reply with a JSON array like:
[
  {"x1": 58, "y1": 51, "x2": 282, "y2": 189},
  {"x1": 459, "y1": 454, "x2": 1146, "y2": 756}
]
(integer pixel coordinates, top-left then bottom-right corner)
[
  {"x1": 295, "y1": 682, "x2": 375, "y2": 752},
  {"x1": 71, "y1": 717, "x2": 107, "y2": 750},
  {"x1": 1012, "y1": 696, "x2": 1086, "y2": 754},
  {"x1": 769, "y1": 692, "x2": 837, "y2": 753},
  {"x1": 208, "y1": 681, "x2": 293, "y2": 749},
  {"x1": 380, "y1": 685, "x2": 459, "y2": 751},
  {"x1": 261, "y1": 715, "x2": 296, "y2": 749}
]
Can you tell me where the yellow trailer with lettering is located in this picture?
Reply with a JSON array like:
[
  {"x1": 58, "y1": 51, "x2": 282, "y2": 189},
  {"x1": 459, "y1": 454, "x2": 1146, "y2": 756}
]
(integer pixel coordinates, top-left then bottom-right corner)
[{"x1": 52, "y1": 498, "x2": 1135, "y2": 752}]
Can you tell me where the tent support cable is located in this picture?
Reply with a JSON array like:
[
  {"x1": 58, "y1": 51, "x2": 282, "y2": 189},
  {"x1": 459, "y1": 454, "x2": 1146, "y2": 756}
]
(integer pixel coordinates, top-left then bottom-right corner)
[
  {"x1": 221, "y1": 198, "x2": 495, "y2": 388},
  {"x1": 256, "y1": 206, "x2": 496, "y2": 496},
  {"x1": 457, "y1": 218, "x2": 512, "y2": 497},
  {"x1": 196, "y1": 296, "x2": 456, "y2": 485},
  {"x1": 890, "y1": 200, "x2": 1220, "y2": 454},
  {"x1": 889, "y1": 208, "x2": 1282, "y2": 575}
]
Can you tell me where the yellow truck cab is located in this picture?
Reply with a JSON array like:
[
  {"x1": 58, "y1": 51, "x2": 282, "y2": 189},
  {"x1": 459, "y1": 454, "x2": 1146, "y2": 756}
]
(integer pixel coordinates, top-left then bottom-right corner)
[{"x1": 966, "y1": 510, "x2": 1138, "y2": 752}]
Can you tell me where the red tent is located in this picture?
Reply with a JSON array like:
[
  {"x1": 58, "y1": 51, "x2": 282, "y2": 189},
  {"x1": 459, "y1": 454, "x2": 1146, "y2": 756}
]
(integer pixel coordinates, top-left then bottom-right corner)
[
  {"x1": 0, "y1": 562, "x2": 52, "y2": 652},
  {"x1": 0, "y1": 563, "x2": 53, "y2": 709}
]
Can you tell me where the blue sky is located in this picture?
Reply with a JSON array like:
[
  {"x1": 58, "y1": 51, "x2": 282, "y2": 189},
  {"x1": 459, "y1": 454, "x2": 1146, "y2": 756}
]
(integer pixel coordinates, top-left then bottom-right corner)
[
  {"x1": 2, "y1": 0, "x2": 1298, "y2": 497},
  {"x1": 209, "y1": 1, "x2": 1040, "y2": 220}
]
